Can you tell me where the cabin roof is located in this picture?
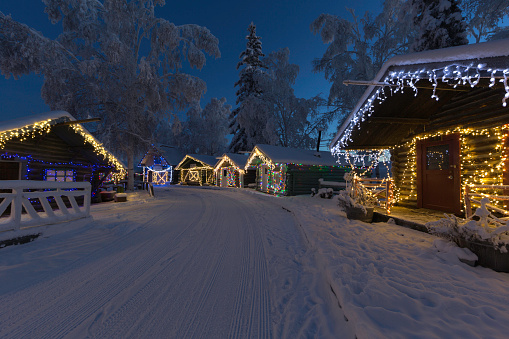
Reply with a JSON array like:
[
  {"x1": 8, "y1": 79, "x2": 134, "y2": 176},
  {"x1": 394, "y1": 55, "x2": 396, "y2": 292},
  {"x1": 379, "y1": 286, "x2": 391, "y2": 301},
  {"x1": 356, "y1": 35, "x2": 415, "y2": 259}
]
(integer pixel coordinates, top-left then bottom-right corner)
[
  {"x1": 0, "y1": 111, "x2": 125, "y2": 172},
  {"x1": 138, "y1": 144, "x2": 184, "y2": 167},
  {"x1": 175, "y1": 154, "x2": 219, "y2": 170},
  {"x1": 217, "y1": 153, "x2": 250, "y2": 170},
  {"x1": 247, "y1": 144, "x2": 340, "y2": 167},
  {"x1": 331, "y1": 39, "x2": 509, "y2": 150}
]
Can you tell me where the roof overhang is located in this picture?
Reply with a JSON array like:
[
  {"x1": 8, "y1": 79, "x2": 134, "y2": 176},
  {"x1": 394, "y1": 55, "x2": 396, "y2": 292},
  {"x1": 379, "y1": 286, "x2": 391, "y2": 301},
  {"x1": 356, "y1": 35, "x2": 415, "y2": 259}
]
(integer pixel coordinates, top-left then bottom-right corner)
[{"x1": 331, "y1": 40, "x2": 509, "y2": 151}]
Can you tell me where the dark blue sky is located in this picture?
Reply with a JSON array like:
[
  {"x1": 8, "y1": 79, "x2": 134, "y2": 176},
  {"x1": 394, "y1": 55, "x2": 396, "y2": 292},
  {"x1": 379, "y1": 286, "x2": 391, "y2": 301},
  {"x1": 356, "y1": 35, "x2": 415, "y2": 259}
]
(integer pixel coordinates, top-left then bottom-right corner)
[{"x1": 0, "y1": 0, "x2": 380, "y2": 123}]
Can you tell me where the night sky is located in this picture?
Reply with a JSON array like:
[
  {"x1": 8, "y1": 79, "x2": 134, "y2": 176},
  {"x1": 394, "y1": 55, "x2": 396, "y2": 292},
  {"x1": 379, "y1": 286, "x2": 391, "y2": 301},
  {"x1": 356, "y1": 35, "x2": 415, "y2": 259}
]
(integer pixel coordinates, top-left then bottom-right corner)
[{"x1": 0, "y1": 0, "x2": 380, "y2": 125}]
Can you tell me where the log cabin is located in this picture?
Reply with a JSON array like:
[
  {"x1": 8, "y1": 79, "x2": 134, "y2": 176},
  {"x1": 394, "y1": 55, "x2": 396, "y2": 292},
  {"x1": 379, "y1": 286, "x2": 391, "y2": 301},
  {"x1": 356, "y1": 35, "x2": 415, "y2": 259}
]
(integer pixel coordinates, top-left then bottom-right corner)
[
  {"x1": 245, "y1": 144, "x2": 351, "y2": 196},
  {"x1": 330, "y1": 39, "x2": 509, "y2": 216},
  {"x1": 214, "y1": 153, "x2": 255, "y2": 188},
  {"x1": 138, "y1": 144, "x2": 183, "y2": 185},
  {"x1": 175, "y1": 154, "x2": 219, "y2": 186},
  {"x1": 0, "y1": 111, "x2": 126, "y2": 197}
]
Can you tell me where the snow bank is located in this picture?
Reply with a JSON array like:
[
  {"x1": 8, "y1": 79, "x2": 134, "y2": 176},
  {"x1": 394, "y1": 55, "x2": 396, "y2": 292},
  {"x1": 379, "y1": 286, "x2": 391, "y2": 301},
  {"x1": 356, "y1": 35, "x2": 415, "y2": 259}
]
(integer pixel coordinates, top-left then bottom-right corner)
[{"x1": 265, "y1": 194, "x2": 509, "y2": 339}]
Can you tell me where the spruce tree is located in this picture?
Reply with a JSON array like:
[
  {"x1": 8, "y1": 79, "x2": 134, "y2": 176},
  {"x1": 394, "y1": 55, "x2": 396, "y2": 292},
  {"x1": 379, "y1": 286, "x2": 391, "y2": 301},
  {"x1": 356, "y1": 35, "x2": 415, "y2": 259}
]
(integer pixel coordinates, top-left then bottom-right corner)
[
  {"x1": 411, "y1": 0, "x2": 469, "y2": 52},
  {"x1": 228, "y1": 22, "x2": 266, "y2": 153}
]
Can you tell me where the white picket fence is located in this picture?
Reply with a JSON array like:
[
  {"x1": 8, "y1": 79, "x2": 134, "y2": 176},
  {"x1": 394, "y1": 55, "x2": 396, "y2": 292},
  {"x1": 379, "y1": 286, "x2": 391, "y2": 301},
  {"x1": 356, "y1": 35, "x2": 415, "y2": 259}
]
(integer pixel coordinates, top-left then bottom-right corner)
[{"x1": 0, "y1": 180, "x2": 91, "y2": 232}]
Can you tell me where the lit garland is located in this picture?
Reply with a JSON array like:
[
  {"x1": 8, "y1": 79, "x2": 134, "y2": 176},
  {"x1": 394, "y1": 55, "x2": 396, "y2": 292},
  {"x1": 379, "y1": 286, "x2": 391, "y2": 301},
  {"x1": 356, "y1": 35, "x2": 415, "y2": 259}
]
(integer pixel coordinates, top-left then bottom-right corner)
[
  {"x1": 70, "y1": 124, "x2": 126, "y2": 180},
  {"x1": 227, "y1": 167, "x2": 236, "y2": 186},
  {"x1": 246, "y1": 147, "x2": 352, "y2": 196},
  {"x1": 392, "y1": 125, "x2": 508, "y2": 211},
  {"x1": 0, "y1": 118, "x2": 126, "y2": 181},
  {"x1": 1, "y1": 152, "x2": 116, "y2": 182},
  {"x1": 214, "y1": 155, "x2": 246, "y2": 187},
  {"x1": 333, "y1": 62, "x2": 509, "y2": 151},
  {"x1": 138, "y1": 147, "x2": 172, "y2": 185},
  {"x1": 176, "y1": 155, "x2": 216, "y2": 186},
  {"x1": 332, "y1": 149, "x2": 391, "y2": 177},
  {"x1": 246, "y1": 148, "x2": 287, "y2": 195},
  {"x1": 0, "y1": 119, "x2": 53, "y2": 149}
]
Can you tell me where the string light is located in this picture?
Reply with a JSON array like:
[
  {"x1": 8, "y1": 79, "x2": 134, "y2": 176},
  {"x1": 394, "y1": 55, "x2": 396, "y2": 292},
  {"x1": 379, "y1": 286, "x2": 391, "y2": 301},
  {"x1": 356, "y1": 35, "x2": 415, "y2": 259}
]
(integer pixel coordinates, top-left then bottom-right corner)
[
  {"x1": 246, "y1": 147, "x2": 353, "y2": 196},
  {"x1": 138, "y1": 146, "x2": 172, "y2": 185},
  {"x1": 0, "y1": 118, "x2": 126, "y2": 181},
  {"x1": 176, "y1": 155, "x2": 215, "y2": 185},
  {"x1": 214, "y1": 154, "x2": 246, "y2": 187},
  {"x1": 333, "y1": 62, "x2": 509, "y2": 151},
  {"x1": 391, "y1": 126, "x2": 508, "y2": 211}
]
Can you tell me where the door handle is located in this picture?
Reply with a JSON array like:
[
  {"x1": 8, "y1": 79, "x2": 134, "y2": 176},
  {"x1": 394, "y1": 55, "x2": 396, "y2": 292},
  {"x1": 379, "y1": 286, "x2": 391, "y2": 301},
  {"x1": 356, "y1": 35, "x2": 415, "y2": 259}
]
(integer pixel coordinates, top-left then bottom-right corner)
[{"x1": 448, "y1": 175, "x2": 453, "y2": 179}]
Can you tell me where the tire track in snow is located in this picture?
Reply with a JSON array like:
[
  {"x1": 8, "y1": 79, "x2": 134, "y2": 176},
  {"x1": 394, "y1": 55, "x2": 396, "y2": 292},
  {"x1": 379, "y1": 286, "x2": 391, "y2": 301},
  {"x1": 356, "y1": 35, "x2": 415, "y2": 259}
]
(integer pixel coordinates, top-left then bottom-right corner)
[
  {"x1": 0, "y1": 193, "x2": 207, "y2": 338},
  {"x1": 82, "y1": 189, "x2": 228, "y2": 338},
  {"x1": 220, "y1": 192, "x2": 272, "y2": 339}
]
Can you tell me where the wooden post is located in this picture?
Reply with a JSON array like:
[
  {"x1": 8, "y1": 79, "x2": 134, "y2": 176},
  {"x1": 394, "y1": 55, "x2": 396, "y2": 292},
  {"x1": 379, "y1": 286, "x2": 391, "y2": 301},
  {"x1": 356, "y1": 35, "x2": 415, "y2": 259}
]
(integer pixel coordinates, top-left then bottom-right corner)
[
  {"x1": 464, "y1": 185, "x2": 472, "y2": 218},
  {"x1": 12, "y1": 188, "x2": 22, "y2": 231},
  {"x1": 386, "y1": 179, "x2": 392, "y2": 215}
]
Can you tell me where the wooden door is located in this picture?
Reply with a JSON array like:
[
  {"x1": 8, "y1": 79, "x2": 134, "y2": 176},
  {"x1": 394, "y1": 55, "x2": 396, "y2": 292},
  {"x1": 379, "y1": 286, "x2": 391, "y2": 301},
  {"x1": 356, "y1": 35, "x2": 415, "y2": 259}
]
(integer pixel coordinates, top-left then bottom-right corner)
[
  {"x1": 417, "y1": 134, "x2": 461, "y2": 214},
  {"x1": 0, "y1": 161, "x2": 20, "y2": 180}
]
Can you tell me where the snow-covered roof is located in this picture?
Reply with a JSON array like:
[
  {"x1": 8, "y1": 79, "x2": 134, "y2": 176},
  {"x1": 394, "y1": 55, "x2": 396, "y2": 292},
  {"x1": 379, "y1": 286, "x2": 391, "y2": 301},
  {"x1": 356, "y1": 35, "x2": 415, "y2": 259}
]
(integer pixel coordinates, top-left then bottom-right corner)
[
  {"x1": 331, "y1": 39, "x2": 509, "y2": 149},
  {"x1": 0, "y1": 111, "x2": 74, "y2": 133},
  {"x1": 215, "y1": 153, "x2": 250, "y2": 170},
  {"x1": 176, "y1": 154, "x2": 220, "y2": 169},
  {"x1": 157, "y1": 145, "x2": 184, "y2": 166},
  {"x1": 247, "y1": 144, "x2": 341, "y2": 168},
  {"x1": 0, "y1": 111, "x2": 126, "y2": 172}
]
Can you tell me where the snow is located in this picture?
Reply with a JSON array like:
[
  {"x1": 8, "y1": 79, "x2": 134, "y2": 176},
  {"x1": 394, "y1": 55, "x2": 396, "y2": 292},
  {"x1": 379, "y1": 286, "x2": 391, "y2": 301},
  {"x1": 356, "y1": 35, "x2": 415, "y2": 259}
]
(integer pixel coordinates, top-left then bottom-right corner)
[
  {"x1": 222, "y1": 152, "x2": 250, "y2": 169},
  {"x1": 253, "y1": 144, "x2": 341, "y2": 166},
  {"x1": 331, "y1": 38, "x2": 509, "y2": 148},
  {"x1": 2, "y1": 187, "x2": 509, "y2": 338},
  {"x1": 176, "y1": 154, "x2": 220, "y2": 169},
  {"x1": 157, "y1": 144, "x2": 185, "y2": 166},
  {"x1": 0, "y1": 110, "x2": 73, "y2": 134}
]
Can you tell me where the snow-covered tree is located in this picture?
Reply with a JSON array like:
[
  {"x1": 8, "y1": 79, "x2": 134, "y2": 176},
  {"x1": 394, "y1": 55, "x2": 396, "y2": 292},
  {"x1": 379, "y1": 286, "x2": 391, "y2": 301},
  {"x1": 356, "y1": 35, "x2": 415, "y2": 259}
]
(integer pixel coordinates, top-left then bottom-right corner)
[
  {"x1": 410, "y1": 0, "x2": 469, "y2": 52},
  {"x1": 0, "y1": 1, "x2": 220, "y2": 190},
  {"x1": 176, "y1": 98, "x2": 230, "y2": 156},
  {"x1": 259, "y1": 48, "x2": 327, "y2": 149},
  {"x1": 228, "y1": 22, "x2": 270, "y2": 153},
  {"x1": 461, "y1": 0, "x2": 509, "y2": 43},
  {"x1": 311, "y1": 0, "x2": 415, "y2": 124}
]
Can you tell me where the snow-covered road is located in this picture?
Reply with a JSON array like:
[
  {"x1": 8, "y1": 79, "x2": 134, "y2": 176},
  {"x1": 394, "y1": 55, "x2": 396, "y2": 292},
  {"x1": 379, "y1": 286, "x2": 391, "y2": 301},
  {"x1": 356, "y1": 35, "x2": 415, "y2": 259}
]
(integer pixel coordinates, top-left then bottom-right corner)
[{"x1": 0, "y1": 186, "x2": 352, "y2": 338}]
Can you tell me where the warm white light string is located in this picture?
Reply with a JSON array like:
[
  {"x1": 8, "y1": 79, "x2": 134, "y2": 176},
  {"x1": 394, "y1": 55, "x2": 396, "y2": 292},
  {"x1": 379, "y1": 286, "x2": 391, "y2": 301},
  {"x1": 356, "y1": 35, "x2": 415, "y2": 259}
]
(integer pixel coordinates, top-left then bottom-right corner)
[{"x1": 332, "y1": 62, "x2": 509, "y2": 152}]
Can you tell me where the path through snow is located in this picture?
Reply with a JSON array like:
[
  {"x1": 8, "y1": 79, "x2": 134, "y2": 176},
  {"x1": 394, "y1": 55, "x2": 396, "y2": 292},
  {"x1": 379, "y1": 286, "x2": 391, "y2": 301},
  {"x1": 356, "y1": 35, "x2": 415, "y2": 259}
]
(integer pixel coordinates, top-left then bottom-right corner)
[{"x1": 0, "y1": 186, "x2": 352, "y2": 338}]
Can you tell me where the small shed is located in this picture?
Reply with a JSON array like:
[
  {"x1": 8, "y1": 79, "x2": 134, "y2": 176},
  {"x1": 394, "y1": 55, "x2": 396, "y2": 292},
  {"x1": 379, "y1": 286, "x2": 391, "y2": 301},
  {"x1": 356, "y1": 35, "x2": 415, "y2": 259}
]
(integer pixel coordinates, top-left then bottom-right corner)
[
  {"x1": 175, "y1": 154, "x2": 219, "y2": 186},
  {"x1": 0, "y1": 111, "x2": 125, "y2": 195},
  {"x1": 214, "y1": 153, "x2": 255, "y2": 188},
  {"x1": 138, "y1": 144, "x2": 183, "y2": 185},
  {"x1": 330, "y1": 39, "x2": 509, "y2": 215},
  {"x1": 245, "y1": 144, "x2": 351, "y2": 196}
]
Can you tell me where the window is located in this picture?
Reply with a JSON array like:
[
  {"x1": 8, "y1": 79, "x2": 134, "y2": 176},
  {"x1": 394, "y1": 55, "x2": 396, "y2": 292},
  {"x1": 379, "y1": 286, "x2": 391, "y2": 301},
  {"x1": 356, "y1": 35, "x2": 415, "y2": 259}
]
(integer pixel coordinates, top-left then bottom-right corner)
[
  {"x1": 426, "y1": 144, "x2": 449, "y2": 170},
  {"x1": 45, "y1": 169, "x2": 74, "y2": 182},
  {"x1": 0, "y1": 161, "x2": 20, "y2": 180}
]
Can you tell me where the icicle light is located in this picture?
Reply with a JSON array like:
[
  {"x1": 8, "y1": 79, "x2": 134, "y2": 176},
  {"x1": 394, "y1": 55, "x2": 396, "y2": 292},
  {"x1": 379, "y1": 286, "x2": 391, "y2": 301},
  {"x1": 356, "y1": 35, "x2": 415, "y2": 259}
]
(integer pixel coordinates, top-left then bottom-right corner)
[{"x1": 333, "y1": 63, "x2": 509, "y2": 152}]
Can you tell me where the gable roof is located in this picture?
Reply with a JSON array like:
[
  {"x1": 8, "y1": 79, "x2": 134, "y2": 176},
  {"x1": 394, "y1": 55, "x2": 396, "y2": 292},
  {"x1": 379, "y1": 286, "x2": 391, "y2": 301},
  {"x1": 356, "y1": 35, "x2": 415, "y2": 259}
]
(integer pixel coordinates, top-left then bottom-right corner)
[
  {"x1": 0, "y1": 111, "x2": 126, "y2": 174},
  {"x1": 158, "y1": 145, "x2": 185, "y2": 165},
  {"x1": 175, "y1": 154, "x2": 220, "y2": 170},
  {"x1": 331, "y1": 39, "x2": 509, "y2": 150},
  {"x1": 138, "y1": 144, "x2": 184, "y2": 167},
  {"x1": 215, "y1": 153, "x2": 250, "y2": 170},
  {"x1": 246, "y1": 144, "x2": 340, "y2": 168}
]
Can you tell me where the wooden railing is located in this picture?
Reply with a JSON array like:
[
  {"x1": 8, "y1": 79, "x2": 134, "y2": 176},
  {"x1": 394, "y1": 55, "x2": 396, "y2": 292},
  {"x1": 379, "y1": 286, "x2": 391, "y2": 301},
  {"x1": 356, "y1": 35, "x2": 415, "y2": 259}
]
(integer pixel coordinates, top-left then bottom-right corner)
[
  {"x1": 0, "y1": 180, "x2": 91, "y2": 232},
  {"x1": 354, "y1": 177, "x2": 394, "y2": 214},
  {"x1": 464, "y1": 184, "x2": 509, "y2": 218}
]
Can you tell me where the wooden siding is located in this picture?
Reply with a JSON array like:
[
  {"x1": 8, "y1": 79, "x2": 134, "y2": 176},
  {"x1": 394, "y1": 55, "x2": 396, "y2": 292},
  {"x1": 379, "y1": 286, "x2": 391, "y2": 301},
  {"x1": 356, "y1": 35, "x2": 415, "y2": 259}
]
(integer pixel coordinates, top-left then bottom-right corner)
[
  {"x1": 0, "y1": 129, "x2": 113, "y2": 193},
  {"x1": 286, "y1": 165, "x2": 350, "y2": 196},
  {"x1": 391, "y1": 87, "x2": 509, "y2": 211}
]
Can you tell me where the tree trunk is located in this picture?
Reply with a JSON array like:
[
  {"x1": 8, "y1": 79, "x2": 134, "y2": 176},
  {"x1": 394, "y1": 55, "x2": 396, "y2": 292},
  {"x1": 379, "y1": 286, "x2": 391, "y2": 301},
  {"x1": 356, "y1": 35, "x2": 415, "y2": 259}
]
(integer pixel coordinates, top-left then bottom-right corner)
[{"x1": 127, "y1": 137, "x2": 135, "y2": 191}]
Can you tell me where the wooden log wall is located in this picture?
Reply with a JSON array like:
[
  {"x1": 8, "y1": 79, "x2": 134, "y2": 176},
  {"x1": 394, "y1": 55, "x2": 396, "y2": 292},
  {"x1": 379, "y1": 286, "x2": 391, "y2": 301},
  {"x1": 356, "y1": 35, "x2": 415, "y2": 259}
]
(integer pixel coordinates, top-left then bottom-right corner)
[
  {"x1": 391, "y1": 129, "x2": 508, "y2": 210},
  {"x1": 1, "y1": 131, "x2": 97, "y2": 182},
  {"x1": 286, "y1": 165, "x2": 350, "y2": 196}
]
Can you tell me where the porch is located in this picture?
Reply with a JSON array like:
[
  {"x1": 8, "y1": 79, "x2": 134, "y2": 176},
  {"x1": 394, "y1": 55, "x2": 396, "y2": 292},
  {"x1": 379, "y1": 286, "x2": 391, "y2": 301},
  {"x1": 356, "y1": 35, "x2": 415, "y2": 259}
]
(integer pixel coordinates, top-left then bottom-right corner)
[{"x1": 372, "y1": 205, "x2": 447, "y2": 233}]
